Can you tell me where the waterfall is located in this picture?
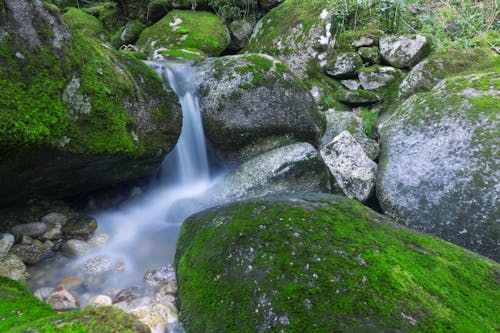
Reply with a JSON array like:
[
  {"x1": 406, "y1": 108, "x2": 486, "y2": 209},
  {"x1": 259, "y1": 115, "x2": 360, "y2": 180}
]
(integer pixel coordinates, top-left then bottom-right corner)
[{"x1": 27, "y1": 60, "x2": 218, "y2": 297}]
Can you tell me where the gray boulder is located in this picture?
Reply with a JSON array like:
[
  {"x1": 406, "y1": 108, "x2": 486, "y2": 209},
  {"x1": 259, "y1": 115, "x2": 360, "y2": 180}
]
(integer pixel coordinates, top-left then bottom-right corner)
[
  {"x1": 194, "y1": 54, "x2": 324, "y2": 159},
  {"x1": 359, "y1": 66, "x2": 402, "y2": 91},
  {"x1": 204, "y1": 143, "x2": 331, "y2": 204},
  {"x1": 326, "y1": 52, "x2": 363, "y2": 78},
  {"x1": 377, "y1": 72, "x2": 499, "y2": 260},
  {"x1": 320, "y1": 131, "x2": 377, "y2": 202},
  {"x1": 321, "y1": 110, "x2": 379, "y2": 160},
  {"x1": 379, "y1": 34, "x2": 431, "y2": 68}
]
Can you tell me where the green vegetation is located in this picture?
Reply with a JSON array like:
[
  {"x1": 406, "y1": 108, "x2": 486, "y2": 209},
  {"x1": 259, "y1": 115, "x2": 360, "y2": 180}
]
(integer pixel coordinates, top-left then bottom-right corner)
[
  {"x1": 208, "y1": 0, "x2": 258, "y2": 22},
  {"x1": 136, "y1": 9, "x2": 229, "y2": 58},
  {"x1": 62, "y1": 7, "x2": 107, "y2": 40},
  {"x1": 357, "y1": 107, "x2": 379, "y2": 138},
  {"x1": 0, "y1": 276, "x2": 149, "y2": 332},
  {"x1": 176, "y1": 194, "x2": 500, "y2": 332}
]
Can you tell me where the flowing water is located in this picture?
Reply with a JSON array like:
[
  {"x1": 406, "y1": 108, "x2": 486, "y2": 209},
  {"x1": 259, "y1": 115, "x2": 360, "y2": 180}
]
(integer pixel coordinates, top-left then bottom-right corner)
[{"x1": 28, "y1": 61, "x2": 221, "y2": 304}]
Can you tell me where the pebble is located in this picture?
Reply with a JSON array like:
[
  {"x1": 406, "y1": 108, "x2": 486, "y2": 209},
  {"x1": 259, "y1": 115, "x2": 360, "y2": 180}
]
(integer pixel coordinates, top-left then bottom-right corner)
[
  {"x1": 0, "y1": 233, "x2": 15, "y2": 254},
  {"x1": 86, "y1": 294, "x2": 112, "y2": 307},
  {"x1": 61, "y1": 239, "x2": 91, "y2": 257},
  {"x1": 11, "y1": 222, "x2": 46, "y2": 239},
  {"x1": 46, "y1": 286, "x2": 80, "y2": 311}
]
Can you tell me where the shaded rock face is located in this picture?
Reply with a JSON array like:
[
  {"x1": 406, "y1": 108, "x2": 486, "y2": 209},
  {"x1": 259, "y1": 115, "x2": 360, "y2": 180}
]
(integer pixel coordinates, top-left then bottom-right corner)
[
  {"x1": 325, "y1": 52, "x2": 363, "y2": 78},
  {"x1": 194, "y1": 54, "x2": 324, "y2": 159},
  {"x1": 203, "y1": 143, "x2": 331, "y2": 204},
  {"x1": 377, "y1": 72, "x2": 499, "y2": 260},
  {"x1": 0, "y1": 0, "x2": 182, "y2": 207},
  {"x1": 175, "y1": 194, "x2": 499, "y2": 333}
]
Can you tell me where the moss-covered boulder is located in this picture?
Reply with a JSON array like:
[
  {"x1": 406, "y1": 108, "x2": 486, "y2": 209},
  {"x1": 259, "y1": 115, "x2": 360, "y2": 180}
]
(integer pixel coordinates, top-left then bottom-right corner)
[
  {"x1": 194, "y1": 54, "x2": 325, "y2": 160},
  {"x1": 62, "y1": 7, "x2": 107, "y2": 41},
  {"x1": 175, "y1": 193, "x2": 499, "y2": 332},
  {"x1": 0, "y1": 276, "x2": 149, "y2": 332},
  {"x1": 377, "y1": 71, "x2": 500, "y2": 260},
  {"x1": 136, "y1": 9, "x2": 230, "y2": 59},
  {"x1": 0, "y1": 0, "x2": 182, "y2": 207}
]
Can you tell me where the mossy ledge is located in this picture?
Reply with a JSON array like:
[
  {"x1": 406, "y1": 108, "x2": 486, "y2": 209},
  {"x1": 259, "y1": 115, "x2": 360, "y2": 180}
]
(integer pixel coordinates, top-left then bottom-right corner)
[{"x1": 175, "y1": 193, "x2": 499, "y2": 332}]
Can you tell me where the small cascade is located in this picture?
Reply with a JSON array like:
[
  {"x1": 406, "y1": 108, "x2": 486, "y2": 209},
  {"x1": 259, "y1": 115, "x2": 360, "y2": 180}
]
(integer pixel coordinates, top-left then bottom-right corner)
[{"x1": 27, "y1": 61, "x2": 219, "y2": 305}]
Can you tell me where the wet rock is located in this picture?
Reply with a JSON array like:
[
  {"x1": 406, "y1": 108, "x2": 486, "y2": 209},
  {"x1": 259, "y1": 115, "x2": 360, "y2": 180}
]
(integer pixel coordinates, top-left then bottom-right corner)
[
  {"x1": 87, "y1": 294, "x2": 112, "y2": 307},
  {"x1": 321, "y1": 110, "x2": 379, "y2": 161},
  {"x1": 114, "y1": 286, "x2": 142, "y2": 304},
  {"x1": 144, "y1": 265, "x2": 176, "y2": 289},
  {"x1": 62, "y1": 215, "x2": 97, "y2": 240},
  {"x1": 0, "y1": 253, "x2": 29, "y2": 283},
  {"x1": 326, "y1": 52, "x2": 363, "y2": 78},
  {"x1": 34, "y1": 287, "x2": 54, "y2": 301},
  {"x1": 83, "y1": 255, "x2": 113, "y2": 274},
  {"x1": 10, "y1": 243, "x2": 44, "y2": 265},
  {"x1": 41, "y1": 212, "x2": 68, "y2": 226},
  {"x1": 46, "y1": 286, "x2": 80, "y2": 311},
  {"x1": 11, "y1": 222, "x2": 46, "y2": 239},
  {"x1": 87, "y1": 233, "x2": 110, "y2": 249},
  {"x1": 0, "y1": 233, "x2": 15, "y2": 254},
  {"x1": 61, "y1": 239, "x2": 91, "y2": 257},
  {"x1": 379, "y1": 34, "x2": 431, "y2": 68},
  {"x1": 358, "y1": 66, "x2": 402, "y2": 91},
  {"x1": 57, "y1": 277, "x2": 83, "y2": 291},
  {"x1": 41, "y1": 220, "x2": 63, "y2": 241},
  {"x1": 320, "y1": 131, "x2": 377, "y2": 202}
]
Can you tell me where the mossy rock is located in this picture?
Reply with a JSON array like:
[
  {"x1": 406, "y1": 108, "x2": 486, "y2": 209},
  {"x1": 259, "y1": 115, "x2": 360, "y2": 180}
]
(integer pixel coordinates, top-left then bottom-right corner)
[
  {"x1": 194, "y1": 54, "x2": 325, "y2": 160},
  {"x1": 0, "y1": 276, "x2": 149, "y2": 332},
  {"x1": 62, "y1": 7, "x2": 107, "y2": 41},
  {"x1": 136, "y1": 9, "x2": 230, "y2": 59},
  {"x1": 175, "y1": 193, "x2": 500, "y2": 332},
  {"x1": 110, "y1": 19, "x2": 146, "y2": 47},
  {"x1": 378, "y1": 71, "x2": 500, "y2": 260},
  {"x1": 0, "y1": 0, "x2": 181, "y2": 206}
]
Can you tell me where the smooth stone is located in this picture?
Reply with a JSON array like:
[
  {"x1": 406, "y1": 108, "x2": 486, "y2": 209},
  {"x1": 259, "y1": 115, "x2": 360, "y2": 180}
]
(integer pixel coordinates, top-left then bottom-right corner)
[
  {"x1": 11, "y1": 222, "x2": 46, "y2": 239},
  {"x1": 10, "y1": 243, "x2": 43, "y2": 265},
  {"x1": 0, "y1": 253, "x2": 29, "y2": 283},
  {"x1": 41, "y1": 212, "x2": 68, "y2": 226},
  {"x1": 34, "y1": 287, "x2": 54, "y2": 301},
  {"x1": 144, "y1": 266, "x2": 176, "y2": 289},
  {"x1": 86, "y1": 233, "x2": 109, "y2": 249},
  {"x1": 320, "y1": 131, "x2": 377, "y2": 202},
  {"x1": 87, "y1": 294, "x2": 112, "y2": 307},
  {"x1": 61, "y1": 239, "x2": 91, "y2": 257},
  {"x1": 46, "y1": 286, "x2": 80, "y2": 311},
  {"x1": 83, "y1": 255, "x2": 113, "y2": 274},
  {"x1": 57, "y1": 276, "x2": 83, "y2": 291},
  {"x1": 62, "y1": 215, "x2": 97, "y2": 240},
  {"x1": 0, "y1": 233, "x2": 15, "y2": 254}
]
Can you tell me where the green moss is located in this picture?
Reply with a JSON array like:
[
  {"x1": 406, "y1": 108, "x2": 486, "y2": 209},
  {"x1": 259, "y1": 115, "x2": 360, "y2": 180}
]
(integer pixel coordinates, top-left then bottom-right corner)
[
  {"x1": 356, "y1": 107, "x2": 379, "y2": 138},
  {"x1": 136, "y1": 9, "x2": 229, "y2": 57},
  {"x1": 0, "y1": 277, "x2": 149, "y2": 332},
  {"x1": 176, "y1": 194, "x2": 499, "y2": 332},
  {"x1": 62, "y1": 7, "x2": 106, "y2": 40},
  {"x1": 157, "y1": 48, "x2": 204, "y2": 60}
]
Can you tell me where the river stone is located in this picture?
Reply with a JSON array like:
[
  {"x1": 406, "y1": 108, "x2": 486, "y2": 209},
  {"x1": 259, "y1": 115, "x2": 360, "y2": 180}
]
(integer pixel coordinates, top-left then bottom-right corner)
[
  {"x1": 86, "y1": 233, "x2": 109, "y2": 249},
  {"x1": 320, "y1": 131, "x2": 377, "y2": 202},
  {"x1": 10, "y1": 243, "x2": 44, "y2": 265},
  {"x1": 0, "y1": 233, "x2": 15, "y2": 254},
  {"x1": 41, "y1": 212, "x2": 68, "y2": 226},
  {"x1": 61, "y1": 239, "x2": 91, "y2": 257},
  {"x1": 320, "y1": 110, "x2": 379, "y2": 160},
  {"x1": 203, "y1": 143, "x2": 331, "y2": 204},
  {"x1": 144, "y1": 265, "x2": 176, "y2": 289},
  {"x1": 377, "y1": 72, "x2": 499, "y2": 260},
  {"x1": 11, "y1": 222, "x2": 46, "y2": 239},
  {"x1": 194, "y1": 54, "x2": 324, "y2": 159},
  {"x1": 358, "y1": 66, "x2": 402, "y2": 91},
  {"x1": 379, "y1": 34, "x2": 431, "y2": 68},
  {"x1": 87, "y1": 294, "x2": 112, "y2": 307},
  {"x1": 46, "y1": 286, "x2": 80, "y2": 311},
  {"x1": 34, "y1": 287, "x2": 54, "y2": 301},
  {"x1": 83, "y1": 255, "x2": 113, "y2": 274},
  {"x1": 175, "y1": 193, "x2": 499, "y2": 332},
  {"x1": 57, "y1": 277, "x2": 83, "y2": 291},
  {"x1": 0, "y1": 253, "x2": 29, "y2": 283},
  {"x1": 62, "y1": 215, "x2": 97, "y2": 240},
  {"x1": 325, "y1": 52, "x2": 363, "y2": 78}
]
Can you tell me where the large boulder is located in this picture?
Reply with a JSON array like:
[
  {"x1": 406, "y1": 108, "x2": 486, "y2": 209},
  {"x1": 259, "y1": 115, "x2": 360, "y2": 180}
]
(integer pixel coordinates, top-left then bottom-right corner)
[
  {"x1": 377, "y1": 72, "x2": 499, "y2": 260},
  {"x1": 136, "y1": 9, "x2": 230, "y2": 59},
  {"x1": 175, "y1": 194, "x2": 499, "y2": 332},
  {"x1": 0, "y1": 0, "x2": 182, "y2": 207},
  {"x1": 194, "y1": 54, "x2": 325, "y2": 159},
  {"x1": 203, "y1": 143, "x2": 331, "y2": 204},
  {"x1": 0, "y1": 276, "x2": 149, "y2": 332}
]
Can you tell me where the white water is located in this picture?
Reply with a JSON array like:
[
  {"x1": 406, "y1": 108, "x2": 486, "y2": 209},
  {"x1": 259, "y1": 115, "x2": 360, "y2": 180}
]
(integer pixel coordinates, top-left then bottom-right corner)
[{"x1": 28, "y1": 61, "x2": 220, "y2": 301}]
